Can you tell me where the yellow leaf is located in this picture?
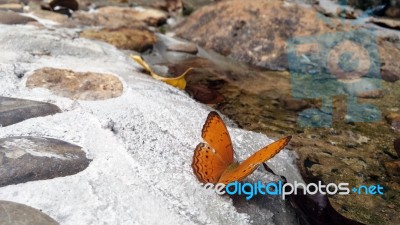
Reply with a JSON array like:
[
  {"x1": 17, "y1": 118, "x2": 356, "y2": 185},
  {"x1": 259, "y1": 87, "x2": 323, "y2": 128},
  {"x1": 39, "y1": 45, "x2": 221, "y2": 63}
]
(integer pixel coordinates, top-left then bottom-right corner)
[{"x1": 130, "y1": 55, "x2": 192, "y2": 90}]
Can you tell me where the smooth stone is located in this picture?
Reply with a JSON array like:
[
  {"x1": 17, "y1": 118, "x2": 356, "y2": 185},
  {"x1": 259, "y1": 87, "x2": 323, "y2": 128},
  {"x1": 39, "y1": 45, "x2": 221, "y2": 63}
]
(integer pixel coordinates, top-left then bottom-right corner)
[
  {"x1": 175, "y1": 0, "x2": 400, "y2": 77},
  {"x1": 378, "y1": 38, "x2": 400, "y2": 82},
  {"x1": 26, "y1": 67, "x2": 123, "y2": 101},
  {"x1": 0, "y1": 96, "x2": 61, "y2": 127},
  {"x1": 370, "y1": 17, "x2": 400, "y2": 30},
  {"x1": 385, "y1": 112, "x2": 400, "y2": 132},
  {"x1": 0, "y1": 201, "x2": 59, "y2": 225},
  {"x1": 167, "y1": 43, "x2": 198, "y2": 54},
  {"x1": 80, "y1": 27, "x2": 156, "y2": 52},
  {"x1": 95, "y1": 6, "x2": 167, "y2": 26},
  {"x1": 0, "y1": 11, "x2": 36, "y2": 24},
  {"x1": 0, "y1": 0, "x2": 19, "y2": 4},
  {"x1": 0, "y1": 3, "x2": 23, "y2": 12},
  {"x1": 31, "y1": 9, "x2": 69, "y2": 24},
  {"x1": 0, "y1": 136, "x2": 91, "y2": 187},
  {"x1": 381, "y1": 69, "x2": 399, "y2": 82},
  {"x1": 174, "y1": 0, "x2": 354, "y2": 71}
]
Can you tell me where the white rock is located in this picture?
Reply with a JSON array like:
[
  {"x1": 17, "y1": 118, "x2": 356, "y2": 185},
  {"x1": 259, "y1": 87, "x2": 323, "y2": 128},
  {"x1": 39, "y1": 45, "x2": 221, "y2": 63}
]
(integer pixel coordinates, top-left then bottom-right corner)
[{"x1": 0, "y1": 25, "x2": 302, "y2": 225}]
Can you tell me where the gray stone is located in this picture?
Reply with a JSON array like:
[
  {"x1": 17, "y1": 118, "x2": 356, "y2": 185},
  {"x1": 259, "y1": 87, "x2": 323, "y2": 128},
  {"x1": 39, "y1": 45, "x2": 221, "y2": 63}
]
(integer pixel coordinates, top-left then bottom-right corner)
[
  {"x1": 0, "y1": 201, "x2": 59, "y2": 225},
  {"x1": 0, "y1": 97, "x2": 61, "y2": 127},
  {"x1": 0, "y1": 136, "x2": 91, "y2": 187}
]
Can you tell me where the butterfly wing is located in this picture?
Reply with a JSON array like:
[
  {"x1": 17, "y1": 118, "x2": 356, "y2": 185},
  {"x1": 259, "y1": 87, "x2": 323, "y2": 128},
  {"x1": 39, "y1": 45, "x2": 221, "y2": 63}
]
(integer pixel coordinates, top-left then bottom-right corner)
[
  {"x1": 192, "y1": 143, "x2": 230, "y2": 184},
  {"x1": 218, "y1": 136, "x2": 292, "y2": 184},
  {"x1": 201, "y1": 111, "x2": 234, "y2": 165}
]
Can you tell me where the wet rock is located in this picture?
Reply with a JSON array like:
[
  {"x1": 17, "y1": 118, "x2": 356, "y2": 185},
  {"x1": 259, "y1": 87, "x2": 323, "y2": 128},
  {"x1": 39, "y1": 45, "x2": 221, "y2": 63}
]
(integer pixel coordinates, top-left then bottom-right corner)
[
  {"x1": 0, "y1": 0, "x2": 20, "y2": 3},
  {"x1": 95, "y1": 6, "x2": 167, "y2": 27},
  {"x1": 280, "y1": 96, "x2": 311, "y2": 111},
  {"x1": 381, "y1": 69, "x2": 400, "y2": 82},
  {"x1": 385, "y1": 113, "x2": 400, "y2": 131},
  {"x1": 174, "y1": 0, "x2": 343, "y2": 70},
  {"x1": 0, "y1": 97, "x2": 61, "y2": 127},
  {"x1": 186, "y1": 83, "x2": 224, "y2": 104},
  {"x1": 0, "y1": 201, "x2": 59, "y2": 225},
  {"x1": 31, "y1": 9, "x2": 69, "y2": 24},
  {"x1": 181, "y1": 0, "x2": 214, "y2": 15},
  {"x1": 50, "y1": 0, "x2": 78, "y2": 11},
  {"x1": 335, "y1": 6, "x2": 358, "y2": 19},
  {"x1": 370, "y1": 17, "x2": 400, "y2": 30},
  {"x1": 377, "y1": 38, "x2": 400, "y2": 83},
  {"x1": 70, "y1": 6, "x2": 167, "y2": 28},
  {"x1": 0, "y1": 136, "x2": 91, "y2": 187},
  {"x1": 385, "y1": 6, "x2": 400, "y2": 18},
  {"x1": 0, "y1": 3, "x2": 23, "y2": 12},
  {"x1": 167, "y1": 42, "x2": 198, "y2": 54},
  {"x1": 41, "y1": 0, "x2": 78, "y2": 17},
  {"x1": 80, "y1": 27, "x2": 156, "y2": 52},
  {"x1": 0, "y1": 11, "x2": 36, "y2": 24},
  {"x1": 384, "y1": 160, "x2": 400, "y2": 177},
  {"x1": 394, "y1": 138, "x2": 400, "y2": 157},
  {"x1": 26, "y1": 67, "x2": 123, "y2": 101},
  {"x1": 175, "y1": 0, "x2": 400, "y2": 77}
]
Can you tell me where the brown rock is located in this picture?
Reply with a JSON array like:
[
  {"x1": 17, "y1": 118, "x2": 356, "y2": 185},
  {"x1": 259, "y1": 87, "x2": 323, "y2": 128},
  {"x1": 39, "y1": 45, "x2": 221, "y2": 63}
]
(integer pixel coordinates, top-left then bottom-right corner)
[
  {"x1": 356, "y1": 89, "x2": 383, "y2": 98},
  {"x1": 370, "y1": 17, "x2": 400, "y2": 30},
  {"x1": 336, "y1": 7, "x2": 357, "y2": 19},
  {"x1": 174, "y1": 0, "x2": 342, "y2": 71},
  {"x1": 186, "y1": 83, "x2": 224, "y2": 104},
  {"x1": 385, "y1": 112, "x2": 400, "y2": 131},
  {"x1": 167, "y1": 43, "x2": 198, "y2": 54},
  {"x1": 280, "y1": 96, "x2": 311, "y2": 111},
  {"x1": 394, "y1": 138, "x2": 400, "y2": 157},
  {"x1": 80, "y1": 27, "x2": 156, "y2": 52},
  {"x1": 385, "y1": 6, "x2": 400, "y2": 18},
  {"x1": 26, "y1": 67, "x2": 123, "y2": 101},
  {"x1": 0, "y1": 3, "x2": 23, "y2": 12},
  {"x1": 384, "y1": 160, "x2": 400, "y2": 177},
  {"x1": 96, "y1": 6, "x2": 167, "y2": 27},
  {"x1": 381, "y1": 69, "x2": 400, "y2": 82},
  {"x1": 0, "y1": 11, "x2": 36, "y2": 24},
  {"x1": 31, "y1": 9, "x2": 69, "y2": 24},
  {"x1": 378, "y1": 38, "x2": 400, "y2": 83},
  {"x1": 0, "y1": 201, "x2": 59, "y2": 225}
]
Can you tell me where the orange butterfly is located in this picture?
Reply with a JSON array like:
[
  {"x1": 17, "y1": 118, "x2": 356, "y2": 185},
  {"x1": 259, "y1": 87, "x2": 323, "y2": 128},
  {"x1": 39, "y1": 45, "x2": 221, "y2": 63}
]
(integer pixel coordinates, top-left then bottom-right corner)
[{"x1": 192, "y1": 111, "x2": 292, "y2": 185}]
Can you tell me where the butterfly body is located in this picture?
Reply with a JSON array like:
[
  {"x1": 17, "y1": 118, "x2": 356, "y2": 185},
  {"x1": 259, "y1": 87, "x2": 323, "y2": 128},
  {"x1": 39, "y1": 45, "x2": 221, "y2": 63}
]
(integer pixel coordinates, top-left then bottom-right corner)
[{"x1": 192, "y1": 111, "x2": 291, "y2": 185}]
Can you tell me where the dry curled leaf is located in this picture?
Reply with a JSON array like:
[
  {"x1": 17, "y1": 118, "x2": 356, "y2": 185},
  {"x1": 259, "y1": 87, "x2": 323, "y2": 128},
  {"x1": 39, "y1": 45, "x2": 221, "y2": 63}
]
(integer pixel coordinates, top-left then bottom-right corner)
[{"x1": 130, "y1": 55, "x2": 192, "y2": 90}]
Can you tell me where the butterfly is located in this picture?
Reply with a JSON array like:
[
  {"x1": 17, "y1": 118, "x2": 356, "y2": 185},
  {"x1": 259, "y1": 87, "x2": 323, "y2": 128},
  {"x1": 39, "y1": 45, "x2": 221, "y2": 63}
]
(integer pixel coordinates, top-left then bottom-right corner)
[{"x1": 192, "y1": 111, "x2": 292, "y2": 185}]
